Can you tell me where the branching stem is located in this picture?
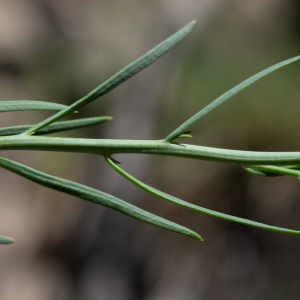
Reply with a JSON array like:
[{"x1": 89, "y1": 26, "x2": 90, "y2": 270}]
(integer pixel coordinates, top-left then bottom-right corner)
[{"x1": 1, "y1": 136, "x2": 300, "y2": 165}]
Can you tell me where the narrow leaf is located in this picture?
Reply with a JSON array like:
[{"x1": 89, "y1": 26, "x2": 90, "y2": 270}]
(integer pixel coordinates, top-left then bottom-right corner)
[
  {"x1": 0, "y1": 117, "x2": 112, "y2": 136},
  {"x1": 0, "y1": 235, "x2": 15, "y2": 245},
  {"x1": 21, "y1": 21, "x2": 197, "y2": 135},
  {"x1": 0, "y1": 157, "x2": 201, "y2": 241},
  {"x1": 106, "y1": 157, "x2": 300, "y2": 236},
  {"x1": 0, "y1": 101, "x2": 68, "y2": 112},
  {"x1": 165, "y1": 55, "x2": 300, "y2": 142}
]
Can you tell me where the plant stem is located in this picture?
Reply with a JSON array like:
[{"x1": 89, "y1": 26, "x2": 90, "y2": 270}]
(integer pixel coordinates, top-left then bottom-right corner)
[
  {"x1": 1, "y1": 136, "x2": 300, "y2": 165},
  {"x1": 247, "y1": 165, "x2": 300, "y2": 177}
]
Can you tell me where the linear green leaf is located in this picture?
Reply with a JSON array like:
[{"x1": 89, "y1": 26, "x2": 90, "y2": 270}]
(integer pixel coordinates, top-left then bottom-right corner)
[
  {"x1": 165, "y1": 55, "x2": 300, "y2": 142},
  {"x1": 0, "y1": 235, "x2": 15, "y2": 245},
  {"x1": 0, "y1": 117, "x2": 112, "y2": 136},
  {"x1": 0, "y1": 157, "x2": 201, "y2": 241},
  {"x1": 0, "y1": 101, "x2": 68, "y2": 112},
  {"x1": 106, "y1": 157, "x2": 300, "y2": 236},
  {"x1": 21, "y1": 21, "x2": 196, "y2": 135}
]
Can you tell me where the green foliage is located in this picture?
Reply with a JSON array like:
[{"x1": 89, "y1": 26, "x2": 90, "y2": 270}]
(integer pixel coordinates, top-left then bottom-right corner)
[
  {"x1": 0, "y1": 100, "x2": 69, "y2": 112},
  {"x1": 0, "y1": 21, "x2": 300, "y2": 244},
  {"x1": 0, "y1": 157, "x2": 200, "y2": 241},
  {"x1": 0, "y1": 117, "x2": 112, "y2": 136}
]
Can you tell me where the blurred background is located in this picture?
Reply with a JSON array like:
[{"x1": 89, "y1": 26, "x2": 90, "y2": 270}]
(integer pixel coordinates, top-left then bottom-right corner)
[{"x1": 0, "y1": 0, "x2": 300, "y2": 299}]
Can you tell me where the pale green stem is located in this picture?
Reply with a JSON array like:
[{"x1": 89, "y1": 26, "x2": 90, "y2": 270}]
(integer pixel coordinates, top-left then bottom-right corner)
[
  {"x1": 246, "y1": 165, "x2": 300, "y2": 177},
  {"x1": 1, "y1": 136, "x2": 300, "y2": 165}
]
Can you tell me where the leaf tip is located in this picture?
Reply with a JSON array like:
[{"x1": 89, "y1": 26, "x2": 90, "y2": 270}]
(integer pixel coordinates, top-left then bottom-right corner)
[
  {"x1": 190, "y1": 231, "x2": 203, "y2": 241},
  {"x1": 196, "y1": 234, "x2": 204, "y2": 241},
  {"x1": 186, "y1": 20, "x2": 197, "y2": 32},
  {"x1": 0, "y1": 236, "x2": 15, "y2": 245}
]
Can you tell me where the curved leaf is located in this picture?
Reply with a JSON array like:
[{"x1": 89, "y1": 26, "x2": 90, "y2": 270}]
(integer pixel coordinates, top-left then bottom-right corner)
[
  {"x1": 0, "y1": 117, "x2": 112, "y2": 136},
  {"x1": 165, "y1": 55, "x2": 300, "y2": 142},
  {"x1": 0, "y1": 101, "x2": 68, "y2": 112},
  {"x1": 285, "y1": 165, "x2": 300, "y2": 171},
  {"x1": 0, "y1": 157, "x2": 201, "y2": 241},
  {"x1": 21, "y1": 21, "x2": 197, "y2": 135},
  {"x1": 3, "y1": 137, "x2": 300, "y2": 166},
  {"x1": 106, "y1": 157, "x2": 300, "y2": 236}
]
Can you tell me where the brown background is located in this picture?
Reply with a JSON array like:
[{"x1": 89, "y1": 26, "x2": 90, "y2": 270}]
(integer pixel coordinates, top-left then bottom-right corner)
[{"x1": 0, "y1": 0, "x2": 300, "y2": 299}]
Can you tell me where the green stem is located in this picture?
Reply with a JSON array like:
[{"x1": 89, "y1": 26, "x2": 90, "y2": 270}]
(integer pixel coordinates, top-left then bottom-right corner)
[
  {"x1": 246, "y1": 165, "x2": 300, "y2": 178},
  {"x1": 1, "y1": 136, "x2": 300, "y2": 165},
  {"x1": 0, "y1": 235, "x2": 15, "y2": 244}
]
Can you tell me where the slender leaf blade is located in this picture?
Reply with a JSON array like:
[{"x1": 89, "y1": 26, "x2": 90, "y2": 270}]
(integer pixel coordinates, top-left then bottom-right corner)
[
  {"x1": 0, "y1": 157, "x2": 201, "y2": 241},
  {"x1": 3, "y1": 137, "x2": 300, "y2": 165},
  {"x1": 0, "y1": 101, "x2": 68, "y2": 112},
  {"x1": 165, "y1": 55, "x2": 300, "y2": 142},
  {"x1": 0, "y1": 117, "x2": 112, "y2": 136},
  {"x1": 21, "y1": 21, "x2": 197, "y2": 135},
  {"x1": 106, "y1": 157, "x2": 300, "y2": 236}
]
